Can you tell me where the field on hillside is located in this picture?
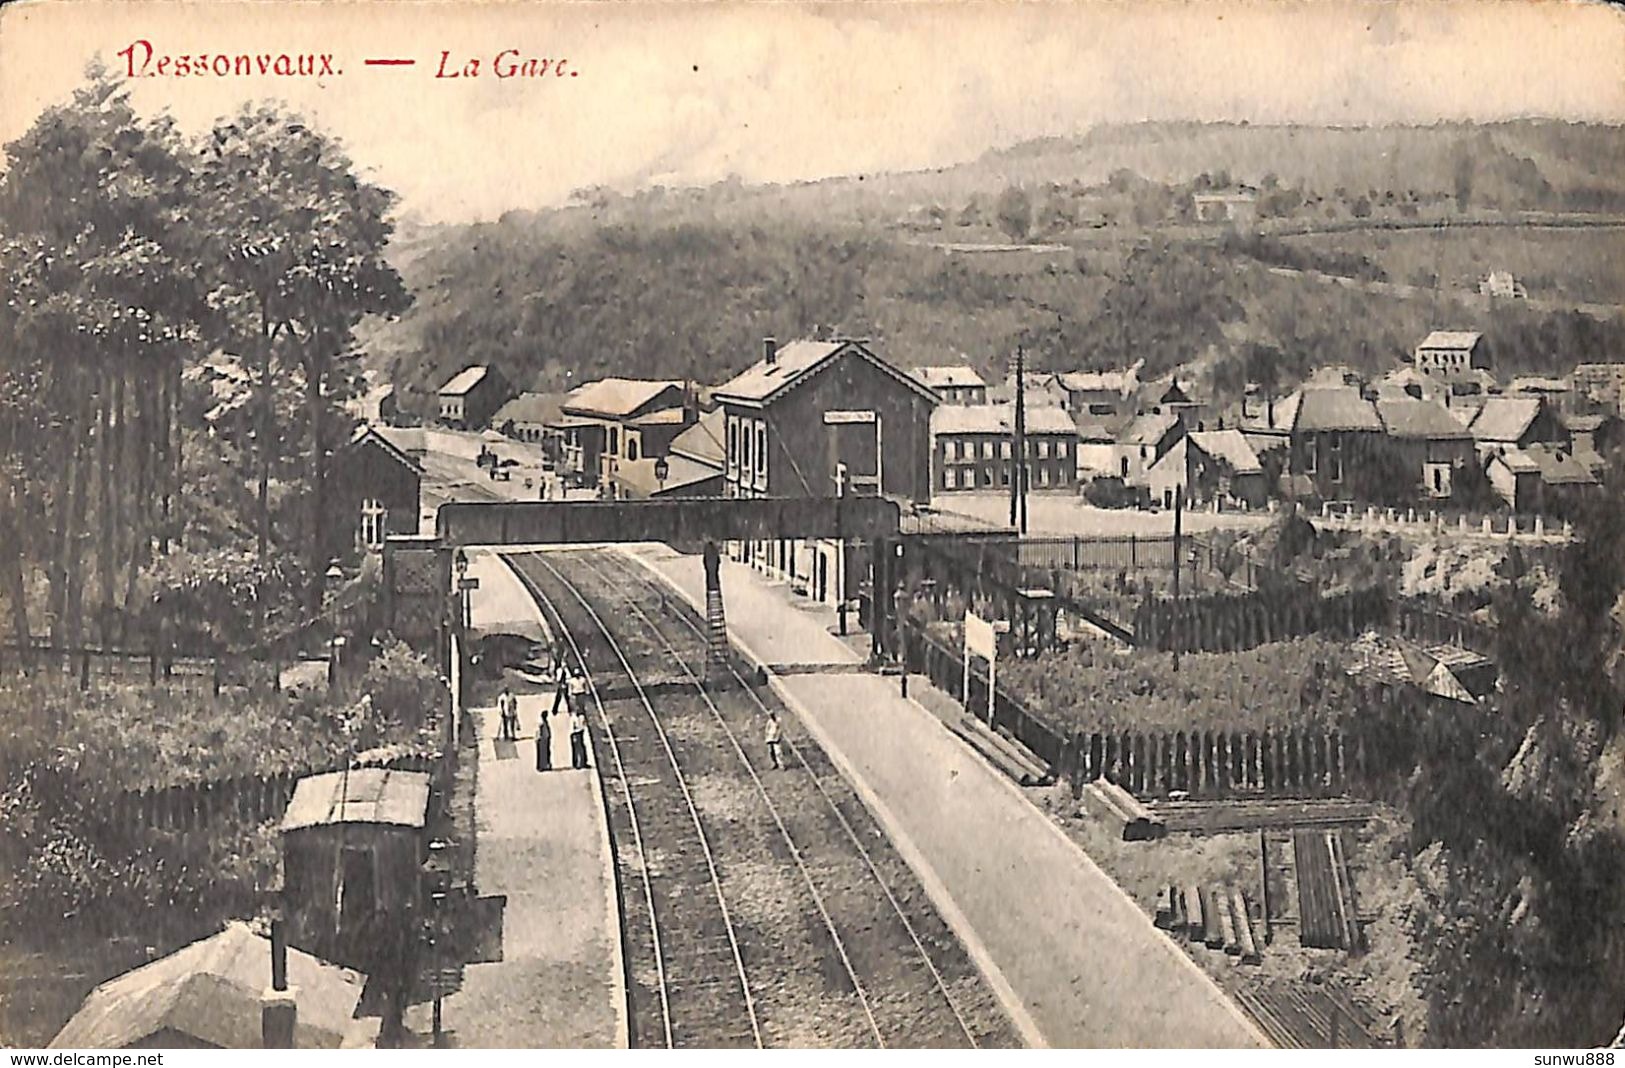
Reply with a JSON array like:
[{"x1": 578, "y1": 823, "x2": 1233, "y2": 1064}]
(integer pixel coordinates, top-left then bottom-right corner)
[{"x1": 1282, "y1": 225, "x2": 1625, "y2": 304}]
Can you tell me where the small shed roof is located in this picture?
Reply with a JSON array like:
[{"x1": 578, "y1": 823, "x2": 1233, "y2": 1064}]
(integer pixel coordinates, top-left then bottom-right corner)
[
  {"x1": 342, "y1": 425, "x2": 425, "y2": 473},
  {"x1": 1120, "y1": 410, "x2": 1182, "y2": 445},
  {"x1": 50, "y1": 922, "x2": 368, "y2": 1049},
  {"x1": 439, "y1": 366, "x2": 490, "y2": 396},
  {"x1": 1186, "y1": 429, "x2": 1262, "y2": 473},
  {"x1": 281, "y1": 767, "x2": 431, "y2": 832},
  {"x1": 670, "y1": 407, "x2": 726, "y2": 464},
  {"x1": 1524, "y1": 443, "x2": 1599, "y2": 485}
]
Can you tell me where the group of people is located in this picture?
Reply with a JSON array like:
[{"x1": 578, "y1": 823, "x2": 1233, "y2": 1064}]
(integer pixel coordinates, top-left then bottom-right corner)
[
  {"x1": 496, "y1": 644, "x2": 788, "y2": 775},
  {"x1": 494, "y1": 645, "x2": 590, "y2": 772}
]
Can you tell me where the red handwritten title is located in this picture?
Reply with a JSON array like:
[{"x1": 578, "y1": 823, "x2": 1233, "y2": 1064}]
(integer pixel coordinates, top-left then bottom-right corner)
[{"x1": 117, "y1": 40, "x2": 579, "y2": 80}]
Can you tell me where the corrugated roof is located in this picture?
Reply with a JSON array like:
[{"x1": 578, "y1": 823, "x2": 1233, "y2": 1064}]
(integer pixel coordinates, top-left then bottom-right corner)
[
  {"x1": 1295, "y1": 388, "x2": 1382, "y2": 432},
  {"x1": 912, "y1": 365, "x2": 986, "y2": 389},
  {"x1": 1376, "y1": 398, "x2": 1471, "y2": 440},
  {"x1": 281, "y1": 767, "x2": 430, "y2": 831},
  {"x1": 562, "y1": 378, "x2": 683, "y2": 419},
  {"x1": 1186, "y1": 429, "x2": 1262, "y2": 473},
  {"x1": 439, "y1": 366, "x2": 490, "y2": 396},
  {"x1": 1469, "y1": 397, "x2": 1543, "y2": 442},
  {"x1": 493, "y1": 391, "x2": 568, "y2": 427},
  {"x1": 1418, "y1": 330, "x2": 1483, "y2": 351},
  {"x1": 930, "y1": 403, "x2": 1078, "y2": 436},
  {"x1": 714, "y1": 339, "x2": 939, "y2": 407},
  {"x1": 51, "y1": 923, "x2": 368, "y2": 1049}
]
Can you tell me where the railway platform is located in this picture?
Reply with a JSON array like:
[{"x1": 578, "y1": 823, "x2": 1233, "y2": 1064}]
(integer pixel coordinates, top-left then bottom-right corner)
[
  {"x1": 623, "y1": 543, "x2": 1267, "y2": 1049},
  {"x1": 434, "y1": 552, "x2": 627, "y2": 1048}
]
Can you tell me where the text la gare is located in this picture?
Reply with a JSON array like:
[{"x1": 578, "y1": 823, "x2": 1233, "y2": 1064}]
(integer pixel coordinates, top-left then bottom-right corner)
[{"x1": 436, "y1": 49, "x2": 577, "y2": 79}]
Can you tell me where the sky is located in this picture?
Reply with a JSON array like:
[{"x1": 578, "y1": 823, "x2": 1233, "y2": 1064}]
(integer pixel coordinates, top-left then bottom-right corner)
[{"x1": 2, "y1": 0, "x2": 1624, "y2": 223}]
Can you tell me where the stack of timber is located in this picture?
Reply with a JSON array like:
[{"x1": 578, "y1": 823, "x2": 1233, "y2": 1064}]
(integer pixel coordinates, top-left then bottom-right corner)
[
  {"x1": 1294, "y1": 829, "x2": 1363, "y2": 950},
  {"x1": 1081, "y1": 777, "x2": 1166, "y2": 840},
  {"x1": 951, "y1": 713, "x2": 1055, "y2": 786},
  {"x1": 1148, "y1": 797, "x2": 1377, "y2": 834},
  {"x1": 1155, "y1": 881, "x2": 1262, "y2": 964}
]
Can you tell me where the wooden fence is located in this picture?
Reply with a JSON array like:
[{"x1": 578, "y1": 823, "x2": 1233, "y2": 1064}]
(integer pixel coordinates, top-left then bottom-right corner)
[
  {"x1": 1132, "y1": 585, "x2": 1392, "y2": 654},
  {"x1": 1065, "y1": 725, "x2": 1360, "y2": 798}
]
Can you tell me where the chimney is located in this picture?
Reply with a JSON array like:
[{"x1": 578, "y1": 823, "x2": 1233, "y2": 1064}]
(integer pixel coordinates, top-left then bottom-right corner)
[
  {"x1": 763, "y1": 337, "x2": 777, "y2": 366},
  {"x1": 261, "y1": 917, "x2": 297, "y2": 1049}
]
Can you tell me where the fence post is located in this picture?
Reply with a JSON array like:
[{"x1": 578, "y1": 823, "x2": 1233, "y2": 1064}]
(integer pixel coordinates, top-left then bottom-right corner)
[
  {"x1": 213, "y1": 658, "x2": 222, "y2": 697},
  {"x1": 79, "y1": 650, "x2": 90, "y2": 692}
]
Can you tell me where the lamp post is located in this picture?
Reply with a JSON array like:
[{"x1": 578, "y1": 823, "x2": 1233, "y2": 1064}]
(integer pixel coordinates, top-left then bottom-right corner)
[
  {"x1": 453, "y1": 548, "x2": 470, "y2": 632},
  {"x1": 324, "y1": 561, "x2": 345, "y2": 690},
  {"x1": 654, "y1": 456, "x2": 669, "y2": 495}
]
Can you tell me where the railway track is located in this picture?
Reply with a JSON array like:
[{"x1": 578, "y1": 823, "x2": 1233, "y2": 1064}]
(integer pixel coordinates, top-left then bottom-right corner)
[{"x1": 509, "y1": 549, "x2": 1020, "y2": 1048}]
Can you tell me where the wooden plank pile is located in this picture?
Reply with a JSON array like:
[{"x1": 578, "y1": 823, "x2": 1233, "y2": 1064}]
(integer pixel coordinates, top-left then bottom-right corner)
[
  {"x1": 1149, "y1": 797, "x2": 1377, "y2": 834},
  {"x1": 1155, "y1": 881, "x2": 1262, "y2": 964},
  {"x1": 1293, "y1": 829, "x2": 1363, "y2": 950},
  {"x1": 950, "y1": 714, "x2": 1055, "y2": 786},
  {"x1": 1080, "y1": 777, "x2": 1166, "y2": 840}
]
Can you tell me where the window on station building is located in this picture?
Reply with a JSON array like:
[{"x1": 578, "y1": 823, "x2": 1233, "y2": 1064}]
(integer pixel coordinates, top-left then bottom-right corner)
[
  {"x1": 944, "y1": 467, "x2": 957, "y2": 489},
  {"x1": 628, "y1": 437, "x2": 640, "y2": 461},
  {"x1": 1038, "y1": 439, "x2": 1050, "y2": 459},
  {"x1": 359, "y1": 498, "x2": 387, "y2": 551},
  {"x1": 756, "y1": 424, "x2": 767, "y2": 475}
]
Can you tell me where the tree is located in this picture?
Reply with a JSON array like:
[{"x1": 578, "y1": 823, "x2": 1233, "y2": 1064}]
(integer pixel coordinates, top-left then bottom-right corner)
[
  {"x1": 994, "y1": 186, "x2": 1032, "y2": 242},
  {"x1": 0, "y1": 66, "x2": 207, "y2": 647},
  {"x1": 1453, "y1": 150, "x2": 1475, "y2": 214},
  {"x1": 195, "y1": 105, "x2": 409, "y2": 606}
]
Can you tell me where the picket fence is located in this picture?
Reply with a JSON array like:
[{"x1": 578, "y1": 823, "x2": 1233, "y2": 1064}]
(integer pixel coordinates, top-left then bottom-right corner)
[{"x1": 1132, "y1": 585, "x2": 1392, "y2": 654}]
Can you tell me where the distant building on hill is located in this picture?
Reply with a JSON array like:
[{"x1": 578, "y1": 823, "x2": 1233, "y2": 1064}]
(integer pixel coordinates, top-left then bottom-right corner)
[
  {"x1": 1414, "y1": 330, "x2": 1490, "y2": 385},
  {"x1": 1192, "y1": 191, "x2": 1258, "y2": 225},
  {"x1": 436, "y1": 365, "x2": 512, "y2": 430},
  {"x1": 1479, "y1": 271, "x2": 1527, "y2": 300}
]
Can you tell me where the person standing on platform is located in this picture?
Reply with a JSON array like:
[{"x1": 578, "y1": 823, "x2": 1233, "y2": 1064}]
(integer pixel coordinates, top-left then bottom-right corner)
[
  {"x1": 496, "y1": 686, "x2": 517, "y2": 741},
  {"x1": 535, "y1": 707, "x2": 552, "y2": 772},
  {"x1": 569, "y1": 704, "x2": 589, "y2": 769},
  {"x1": 550, "y1": 664, "x2": 570, "y2": 718},
  {"x1": 764, "y1": 709, "x2": 784, "y2": 770}
]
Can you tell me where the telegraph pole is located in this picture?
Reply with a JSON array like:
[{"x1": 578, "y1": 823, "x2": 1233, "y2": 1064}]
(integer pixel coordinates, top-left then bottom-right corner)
[
  {"x1": 1171, "y1": 490, "x2": 1183, "y2": 673},
  {"x1": 1009, "y1": 346, "x2": 1028, "y2": 534}
]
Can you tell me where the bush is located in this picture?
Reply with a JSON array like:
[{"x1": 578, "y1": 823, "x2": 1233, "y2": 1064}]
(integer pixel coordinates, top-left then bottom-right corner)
[
  {"x1": 1083, "y1": 476, "x2": 1146, "y2": 509},
  {"x1": 354, "y1": 638, "x2": 447, "y2": 743}
]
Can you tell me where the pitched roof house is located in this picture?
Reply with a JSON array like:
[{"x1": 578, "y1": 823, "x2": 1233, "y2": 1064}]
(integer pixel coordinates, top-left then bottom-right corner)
[
  {"x1": 912, "y1": 365, "x2": 988, "y2": 404},
  {"x1": 51, "y1": 923, "x2": 373, "y2": 1049}
]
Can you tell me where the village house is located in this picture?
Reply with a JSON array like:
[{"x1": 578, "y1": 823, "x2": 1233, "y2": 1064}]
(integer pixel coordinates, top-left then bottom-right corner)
[
  {"x1": 1507, "y1": 375, "x2": 1573, "y2": 411},
  {"x1": 995, "y1": 369, "x2": 1068, "y2": 409},
  {"x1": 436, "y1": 364, "x2": 512, "y2": 430},
  {"x1": 1113, "y1": 410, "x2": 1184, "y2": 484},
  {"x1": 912, "y1": 364, "x2": 989, "y2": 405},
  {"x1": 1057, "y1": 362, "x2": 1142, "y2": 419},
  {"x1": 344, "y1": 383, "x2": 398, "y2": 426},
  {"x1": 1073, "y1": 415, "x2": 1119, "y2": 477},
  {"x1": 552, "y1": 378, "x2": 693, "y2": 493},
  {"x1": 1142, "y1": 428, "x2": 1266, "y2": 510},
  {"x1": 1375, "y1": 397, "x2": 1476, "y2": 500},
  {"x1": 929, "y1": 404, "x2": 1078, "y2": 493},
  {"x1": 326, "y1": 425, "x2": 422, "y2": 561},
  {"x1": 1467, "y1": 396, "x2": 1569, "y2": 453},
  {"x1": 1250, "y1": 387, "x2": 1386, "y2": 501},
  {"x1": 613, "y1": 407, "x2": 726, "y2": 499},
  {"x1": 1561, "y1": 412, "x2": 1621, "y2": 467},
  {"x1": 492, "y1": 391, "x2": 567, "y2": 446},
  {"x1": 1413, "y1": 330, "x2": 1491, "y2": 386},
  {"x1": 712, "y1": 337, "x2": 938, "y2": 606}
]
